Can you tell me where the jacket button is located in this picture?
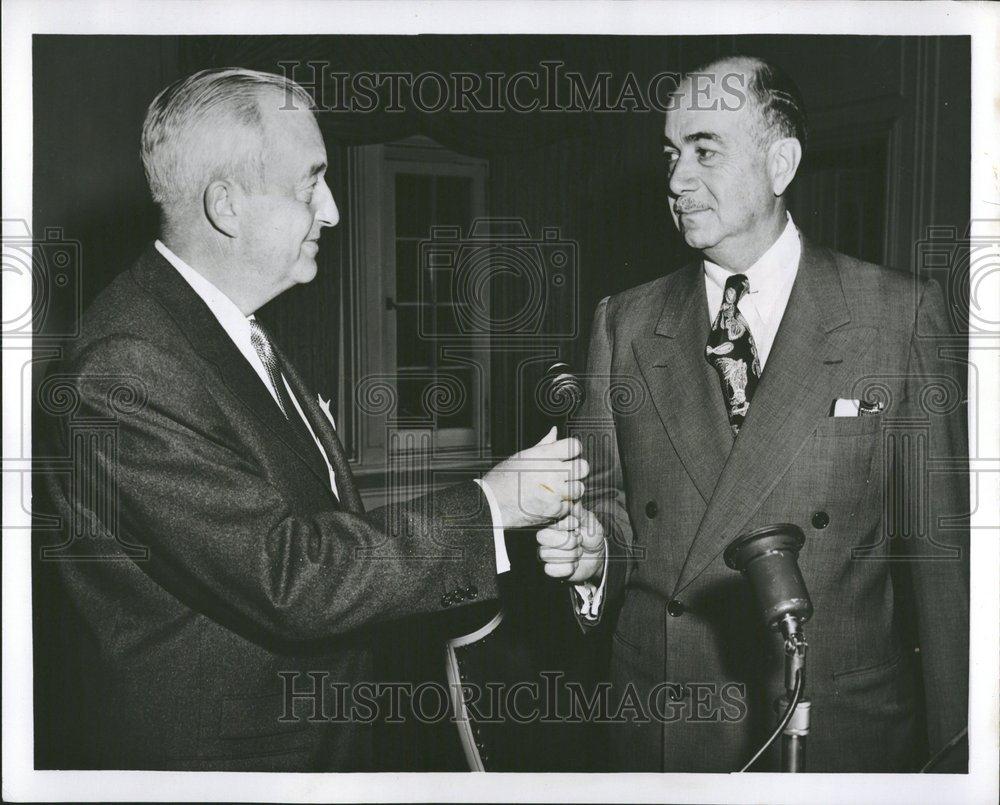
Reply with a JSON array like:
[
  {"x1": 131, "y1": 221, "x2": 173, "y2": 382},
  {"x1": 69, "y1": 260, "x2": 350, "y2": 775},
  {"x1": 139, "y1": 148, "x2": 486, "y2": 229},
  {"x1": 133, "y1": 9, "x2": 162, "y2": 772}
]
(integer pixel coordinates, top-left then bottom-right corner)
[
  {"x1": 811, "y1": 511, "x2": 830, "y2": 529},
  {"x1": 645, "y1": 501, "x2": 658, "y2": 519},
  {"x1": 667, "y1": 599, "x2": 685, "y2": 617}
]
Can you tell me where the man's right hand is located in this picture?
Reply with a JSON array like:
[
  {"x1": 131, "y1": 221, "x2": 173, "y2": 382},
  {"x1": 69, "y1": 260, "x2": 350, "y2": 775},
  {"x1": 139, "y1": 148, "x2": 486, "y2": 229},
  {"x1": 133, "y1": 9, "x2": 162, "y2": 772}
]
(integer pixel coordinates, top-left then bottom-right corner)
[{"x1": 482, "y1": 426, "x2": 588, "y2": 530}]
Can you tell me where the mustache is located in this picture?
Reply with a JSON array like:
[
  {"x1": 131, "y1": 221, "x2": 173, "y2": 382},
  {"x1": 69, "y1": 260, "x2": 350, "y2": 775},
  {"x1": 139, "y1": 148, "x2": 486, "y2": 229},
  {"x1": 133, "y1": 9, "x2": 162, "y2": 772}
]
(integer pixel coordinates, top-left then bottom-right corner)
[{"x1": 673, "y1": 197, "x2": 712, "y2": 214}]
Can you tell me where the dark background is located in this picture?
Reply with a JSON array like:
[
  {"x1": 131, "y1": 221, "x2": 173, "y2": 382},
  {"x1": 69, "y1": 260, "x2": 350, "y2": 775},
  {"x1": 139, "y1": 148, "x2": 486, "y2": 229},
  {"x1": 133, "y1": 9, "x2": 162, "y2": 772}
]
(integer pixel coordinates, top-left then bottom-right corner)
[
  {"x1": 30, "y1": 34, "x2": 971, "y2": 456},
  {"x1": 31, "y1": 34, "x2": 970, "y2": 770}
]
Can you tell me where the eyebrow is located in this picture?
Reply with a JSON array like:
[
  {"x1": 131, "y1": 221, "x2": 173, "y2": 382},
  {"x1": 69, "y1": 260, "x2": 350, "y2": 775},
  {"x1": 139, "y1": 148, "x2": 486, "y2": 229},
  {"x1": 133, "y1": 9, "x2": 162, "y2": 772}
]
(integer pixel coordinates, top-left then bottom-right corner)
[
  {"x1": 303, "y1": 162, "x2": 326, "y2": 180},
  {"x1": 662, "y1": 131, "x2": 725, "y2": 149}
]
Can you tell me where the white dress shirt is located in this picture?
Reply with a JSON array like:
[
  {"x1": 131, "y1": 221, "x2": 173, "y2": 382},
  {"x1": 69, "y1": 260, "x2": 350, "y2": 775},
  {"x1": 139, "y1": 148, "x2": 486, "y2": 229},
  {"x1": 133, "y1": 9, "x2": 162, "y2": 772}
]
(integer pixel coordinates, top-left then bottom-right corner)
[
  {"x1": 156, "y1": 241, "x2": 342, "y2": 499},
  {"x1": 155, "y1": 240, "x2": 511, "y2": 573},
  {"x1": 703, "y1": 213, "x2": 801, "y2": 370}
]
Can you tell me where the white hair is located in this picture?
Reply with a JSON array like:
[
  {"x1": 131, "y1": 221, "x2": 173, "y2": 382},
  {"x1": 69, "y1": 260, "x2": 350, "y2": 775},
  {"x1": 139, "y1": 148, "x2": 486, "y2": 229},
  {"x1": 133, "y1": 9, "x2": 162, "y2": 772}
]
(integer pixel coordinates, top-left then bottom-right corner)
[{"x1": 140, "y1": 67, "x2": 314, "y2": 211}]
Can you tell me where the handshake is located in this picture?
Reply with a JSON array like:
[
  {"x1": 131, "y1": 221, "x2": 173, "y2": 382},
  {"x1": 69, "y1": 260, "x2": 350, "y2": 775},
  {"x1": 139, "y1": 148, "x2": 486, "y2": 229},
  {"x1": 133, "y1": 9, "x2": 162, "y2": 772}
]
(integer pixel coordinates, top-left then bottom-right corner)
[{"x1": 481, "y1": 426, "x2": 605, "y2": 584}]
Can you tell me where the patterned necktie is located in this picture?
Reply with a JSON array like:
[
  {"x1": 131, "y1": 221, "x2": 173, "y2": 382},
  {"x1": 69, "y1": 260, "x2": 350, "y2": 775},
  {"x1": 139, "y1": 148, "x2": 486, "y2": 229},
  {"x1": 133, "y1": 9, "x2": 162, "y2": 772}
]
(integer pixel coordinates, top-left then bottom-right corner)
[
  {"x1": 249, "y1": 318, "x2": 297, "y2": 420},
  {"x1": 251, "y1": 319, "x2": 364, "y2": 512},
  {"x1": 705, "y1": 273, "x2": 762, "y2": 437},
  {"x1": 248, "y1": 318, "x2": 329, "y2": 479},
  {"x1": 266, "y1": 329, "x2": 366, "y2": 514}
]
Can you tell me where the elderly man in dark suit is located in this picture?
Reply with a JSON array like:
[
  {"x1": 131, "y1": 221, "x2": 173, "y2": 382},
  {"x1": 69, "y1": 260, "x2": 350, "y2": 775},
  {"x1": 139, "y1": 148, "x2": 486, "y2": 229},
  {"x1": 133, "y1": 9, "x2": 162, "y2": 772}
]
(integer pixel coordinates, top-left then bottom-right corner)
[
  {"x1": 44, "y1": 67, "x2": 587, "y2": 771},
  {"x1": 537, "y1": 55, "x2": 968, "y2": 772}
]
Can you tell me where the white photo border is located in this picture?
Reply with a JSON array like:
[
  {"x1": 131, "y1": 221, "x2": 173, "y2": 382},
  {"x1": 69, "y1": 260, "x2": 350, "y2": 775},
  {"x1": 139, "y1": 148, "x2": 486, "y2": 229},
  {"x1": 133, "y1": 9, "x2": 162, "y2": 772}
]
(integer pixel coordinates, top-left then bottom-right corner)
[{"x1": 3, "y1": 2, "x2": 998, "y2": 803}]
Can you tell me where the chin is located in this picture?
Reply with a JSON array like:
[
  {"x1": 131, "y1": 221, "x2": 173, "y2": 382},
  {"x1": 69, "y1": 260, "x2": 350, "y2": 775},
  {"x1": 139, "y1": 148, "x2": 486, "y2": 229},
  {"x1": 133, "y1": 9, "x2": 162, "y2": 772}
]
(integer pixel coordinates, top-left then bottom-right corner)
[
  {"x1": 291, "y1": 259, "x2": 318, "y2": 285},
  {"x1": 681, "y1": 227, "x2": 719, "y2": 251},
  {"x1": 677, "y1": 214, "x2": 721, "y2": 250}
]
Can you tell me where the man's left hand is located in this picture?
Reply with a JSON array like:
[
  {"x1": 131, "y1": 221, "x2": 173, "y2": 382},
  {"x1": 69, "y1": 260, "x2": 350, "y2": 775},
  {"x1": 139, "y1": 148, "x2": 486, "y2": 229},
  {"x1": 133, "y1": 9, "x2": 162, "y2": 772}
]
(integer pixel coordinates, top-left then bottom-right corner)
[{"x1": 536, "y1": 502, "x2": 605, "y2": 583}]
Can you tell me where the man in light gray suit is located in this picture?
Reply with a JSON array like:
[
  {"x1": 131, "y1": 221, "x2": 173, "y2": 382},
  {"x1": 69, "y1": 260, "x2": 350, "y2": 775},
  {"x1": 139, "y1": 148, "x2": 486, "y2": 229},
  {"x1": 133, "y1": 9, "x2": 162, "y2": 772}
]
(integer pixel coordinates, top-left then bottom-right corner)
[{"x1": 536, "y1": 55, "x2": 968, "y2": 772}]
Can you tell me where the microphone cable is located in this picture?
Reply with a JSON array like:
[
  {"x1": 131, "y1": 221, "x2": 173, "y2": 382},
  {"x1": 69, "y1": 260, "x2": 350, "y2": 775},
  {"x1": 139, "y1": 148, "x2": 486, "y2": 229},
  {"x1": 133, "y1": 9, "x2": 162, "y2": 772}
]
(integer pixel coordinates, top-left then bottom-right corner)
[{"x1": 737, "y1": 669, "x2": 805, "y2": 773}]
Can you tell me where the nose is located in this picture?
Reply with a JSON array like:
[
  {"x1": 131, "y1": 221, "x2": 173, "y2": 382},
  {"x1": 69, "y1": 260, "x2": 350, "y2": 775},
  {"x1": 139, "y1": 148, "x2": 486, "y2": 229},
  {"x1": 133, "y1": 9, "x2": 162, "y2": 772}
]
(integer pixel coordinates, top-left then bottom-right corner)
[
  {"x1": 668, "y1": 151, "x2": 699, "y2": 198},
  {"x1": 313, "y1": 178, "x2": 339, "y2": 228}
]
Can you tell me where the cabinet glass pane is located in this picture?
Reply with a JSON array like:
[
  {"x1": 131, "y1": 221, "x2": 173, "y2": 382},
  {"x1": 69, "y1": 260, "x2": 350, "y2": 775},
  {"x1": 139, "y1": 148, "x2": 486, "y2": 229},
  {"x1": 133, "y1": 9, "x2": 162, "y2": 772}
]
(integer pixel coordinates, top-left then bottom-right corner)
[
  {"x1": 395, "y1": 173, "x2": 433, "y2": 238},
  {"x1": 435, "y1": 176, "x2": 473, "y2": 234}
]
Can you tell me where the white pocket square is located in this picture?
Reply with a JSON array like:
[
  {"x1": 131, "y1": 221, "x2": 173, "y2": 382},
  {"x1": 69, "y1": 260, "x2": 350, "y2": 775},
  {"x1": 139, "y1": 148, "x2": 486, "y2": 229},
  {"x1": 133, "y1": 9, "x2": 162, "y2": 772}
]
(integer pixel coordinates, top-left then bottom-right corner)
[
  {"x1": 832, "y1": 398, "x2": 884, "y2": 417},
  {"x1": 833, "y1": 398, "x2": 861, "y2": 417}
]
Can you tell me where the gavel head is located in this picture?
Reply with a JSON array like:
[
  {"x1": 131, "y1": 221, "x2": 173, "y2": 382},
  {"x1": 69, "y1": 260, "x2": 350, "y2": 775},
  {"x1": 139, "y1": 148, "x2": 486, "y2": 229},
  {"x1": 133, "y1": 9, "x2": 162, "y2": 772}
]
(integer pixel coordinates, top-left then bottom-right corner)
[{"x1": 723, "y1": 523, "x2": 813, "y2": 631}]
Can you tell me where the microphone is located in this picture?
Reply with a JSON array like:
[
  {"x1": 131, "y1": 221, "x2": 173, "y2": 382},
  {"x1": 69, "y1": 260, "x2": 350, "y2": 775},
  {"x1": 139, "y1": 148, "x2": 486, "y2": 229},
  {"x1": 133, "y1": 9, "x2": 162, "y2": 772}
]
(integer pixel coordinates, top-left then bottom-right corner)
[
  {"x1": 723, "y1": 523, "x2": 813, "y2": 638},
  {"x1": 541, "y1": 362, "x2": 584, "y2": 425},
  {"x1": 725, "y1": 523, "x2": 814, "y2": 772}
]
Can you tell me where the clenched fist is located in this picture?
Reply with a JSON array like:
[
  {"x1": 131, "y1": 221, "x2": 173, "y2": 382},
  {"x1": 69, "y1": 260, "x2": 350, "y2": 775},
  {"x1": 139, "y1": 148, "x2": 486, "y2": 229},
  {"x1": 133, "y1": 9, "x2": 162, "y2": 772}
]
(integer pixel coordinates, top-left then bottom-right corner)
[
  {"x1": 536, "y1": 502, "x2": 605, "y2": 583},
  {"x1": 482, "y1": 427, "x2": 588, "y2": 529}
]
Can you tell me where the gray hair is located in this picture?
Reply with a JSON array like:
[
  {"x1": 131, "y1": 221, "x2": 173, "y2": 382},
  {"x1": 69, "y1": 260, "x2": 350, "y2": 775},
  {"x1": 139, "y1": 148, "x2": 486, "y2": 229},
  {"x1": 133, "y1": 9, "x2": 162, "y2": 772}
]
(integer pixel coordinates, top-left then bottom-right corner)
[
  {"x1": 141, "y1": 67, "x2": 314, "y2": 210},
  {"x1": 687, "y1": 55, "x2": 808, "y2": 153}
]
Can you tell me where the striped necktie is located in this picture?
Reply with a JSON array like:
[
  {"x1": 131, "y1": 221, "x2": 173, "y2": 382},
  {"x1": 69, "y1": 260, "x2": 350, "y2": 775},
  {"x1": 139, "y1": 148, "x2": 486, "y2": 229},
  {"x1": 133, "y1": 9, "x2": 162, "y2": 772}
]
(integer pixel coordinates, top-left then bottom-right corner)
[
  {"x1": 251, "y1": 319, "x2": 364, "y2": 513},
  {"x1": 248, "y1": 319, "x2": 331, "y2": 484}
]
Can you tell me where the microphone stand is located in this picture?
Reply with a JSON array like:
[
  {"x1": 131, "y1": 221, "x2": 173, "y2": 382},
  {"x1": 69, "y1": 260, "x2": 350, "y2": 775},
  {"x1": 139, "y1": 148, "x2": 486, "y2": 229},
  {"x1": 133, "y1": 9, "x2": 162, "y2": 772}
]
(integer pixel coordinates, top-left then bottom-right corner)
[
  {"x1": 776, "y1": 613, "x2": 810, "y2": 773},
  {"x1": 724, "y1": 524, "x2": 814, "y2": 773}
]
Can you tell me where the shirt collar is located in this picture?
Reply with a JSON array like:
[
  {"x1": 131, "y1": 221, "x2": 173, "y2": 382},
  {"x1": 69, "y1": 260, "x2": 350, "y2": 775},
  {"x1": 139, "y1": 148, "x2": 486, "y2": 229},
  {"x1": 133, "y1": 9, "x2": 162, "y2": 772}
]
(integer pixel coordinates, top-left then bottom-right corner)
[
  {"x1": 703, "y1": 213, "x2": 801, "y2": 309},
  {"x1": 155, "y1": 239, "x2": 256, "y2": 344}
]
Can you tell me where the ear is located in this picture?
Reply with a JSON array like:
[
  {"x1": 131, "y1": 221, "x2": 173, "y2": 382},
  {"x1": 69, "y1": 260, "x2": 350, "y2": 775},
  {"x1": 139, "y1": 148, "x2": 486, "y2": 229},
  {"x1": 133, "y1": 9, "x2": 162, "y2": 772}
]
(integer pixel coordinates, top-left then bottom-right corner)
[
  {"x1": 203, "y1": 180, "x2": 240, "y2": 238},
  {"x1": 767, "y1": 137, "x2": 803, "y2": 197}
]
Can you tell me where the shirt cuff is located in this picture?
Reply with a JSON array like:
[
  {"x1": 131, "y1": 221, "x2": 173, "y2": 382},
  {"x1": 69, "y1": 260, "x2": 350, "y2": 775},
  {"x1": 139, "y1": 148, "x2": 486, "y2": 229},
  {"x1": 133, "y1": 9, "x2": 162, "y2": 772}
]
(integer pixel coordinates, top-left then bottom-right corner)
[
  {"x1": 472, "y1": 477, "x2": 510, "y2": 575},
  {"x1": 573, "y1": 539, "x2": 609, "y2": 621}
]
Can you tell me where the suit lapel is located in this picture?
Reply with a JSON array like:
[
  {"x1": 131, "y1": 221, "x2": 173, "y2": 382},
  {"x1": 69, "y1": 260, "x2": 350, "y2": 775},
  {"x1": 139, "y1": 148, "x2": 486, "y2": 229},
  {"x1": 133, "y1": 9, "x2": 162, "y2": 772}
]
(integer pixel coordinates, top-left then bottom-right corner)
[
  {"x1": 275, "y1": 342, "x2": 365, "y2": 513},
  {"x1": 672, "y1": 237, "x2": 876, "y2": 595},
  {"x1": 131, "y1": 246, "x2": 334, "y2": 492},
  {"x1": 633, "y1": 262, "x2": 733, "y2": 504}
]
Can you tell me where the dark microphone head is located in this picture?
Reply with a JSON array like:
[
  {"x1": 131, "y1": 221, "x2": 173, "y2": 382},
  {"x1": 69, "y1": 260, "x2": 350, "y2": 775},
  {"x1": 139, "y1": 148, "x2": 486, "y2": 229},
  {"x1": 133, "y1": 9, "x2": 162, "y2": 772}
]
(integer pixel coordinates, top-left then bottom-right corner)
[
  {"x1": 724, "y1": 523, "x2": 813, "y2": 631},
  {"x1": 540, "y1": 362, "x2": 584, "y2": 418}
]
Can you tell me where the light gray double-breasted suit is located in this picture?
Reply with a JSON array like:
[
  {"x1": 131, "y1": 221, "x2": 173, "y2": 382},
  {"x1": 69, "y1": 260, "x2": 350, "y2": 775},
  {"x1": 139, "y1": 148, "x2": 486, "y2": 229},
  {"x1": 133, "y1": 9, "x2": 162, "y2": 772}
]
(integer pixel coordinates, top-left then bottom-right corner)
[{"x1": 576, "y1": 235, "x2": 968, "y2": 772}]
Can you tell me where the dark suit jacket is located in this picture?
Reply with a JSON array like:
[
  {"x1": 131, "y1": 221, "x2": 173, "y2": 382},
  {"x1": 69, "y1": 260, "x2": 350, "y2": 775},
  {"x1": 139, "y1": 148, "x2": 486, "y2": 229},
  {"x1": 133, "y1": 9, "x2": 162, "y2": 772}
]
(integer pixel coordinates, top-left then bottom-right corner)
[
  {"x1": 576, "y1": 236, "x2": 969, "y2": 772},
  {"x1": 42, "y1": 245, "x2": 500, "y2": 770}
]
